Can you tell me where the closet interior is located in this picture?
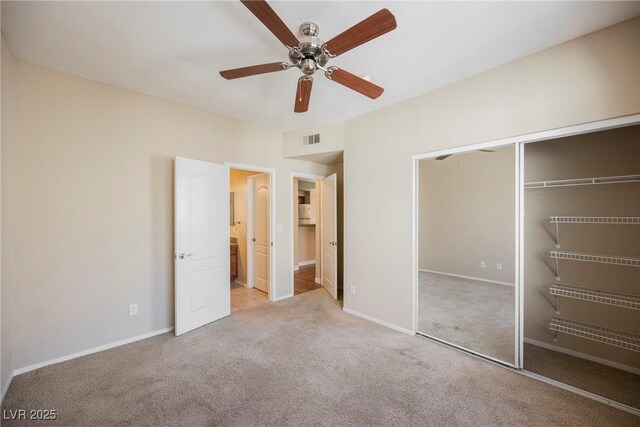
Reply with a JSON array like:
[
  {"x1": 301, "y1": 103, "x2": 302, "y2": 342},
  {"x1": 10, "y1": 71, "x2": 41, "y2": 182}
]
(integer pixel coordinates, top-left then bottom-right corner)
[{"x1": 523, "y1": 124, "x2": 640, "y2": 409}]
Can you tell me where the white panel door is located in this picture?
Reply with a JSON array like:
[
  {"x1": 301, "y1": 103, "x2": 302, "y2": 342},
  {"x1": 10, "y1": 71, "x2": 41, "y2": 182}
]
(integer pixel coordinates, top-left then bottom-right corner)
[
  {"x1": 321, "y1": 173, "x2": 338, "y2": 299},
  {"x1": 175, "y1": 157, "x2": 229, "y2": 336},
  {"x1": 251, "y1": 173, "x2": 270, "y2": 294}
]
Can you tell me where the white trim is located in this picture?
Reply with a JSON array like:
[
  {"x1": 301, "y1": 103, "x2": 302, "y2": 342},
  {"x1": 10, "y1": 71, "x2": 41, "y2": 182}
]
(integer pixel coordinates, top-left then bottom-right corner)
[
  {"x1": 1, "y1": 374, "x2": 14, "y2": 404},
  {"x1": 343, "y1": 308, "x2": 415, "y2": 336},
  {"x1": 297, "y1": 260, "x2": 315, "y2": 267},
  {"x1": 412, "y1": 155, "x2": 418, "y2": 334},
  {"x1": 226, "y1": 162, "x2": 277, "y2": 301},
  {"x1": 516, "y1": 142, "x2": 525, "y2": 369},
  {"x1": 290, "y1": 171, "x2": 326, "y2": 299},
  {"x1": 520, "y1": 371, "x2": 640, "y2": 417},
  {"x1": 419, "y1": 269, "x2": 515, "y2": 287},
  {"x1": 13, "y1": 327, "x2": 174, "y2": 377},
  {"x1": 315, "y1": 277, "x2": 321, "y2": 285},
  {"x1": 233, "y1": 279, "x2": 248, "y2": 288},
  {"x1": 524, "y1": 338, "x2": 640, "y2": 376},
  {"x1": 247, "y1": 176, "x2": 255, "y2": 289},
  {"x1": 272, "y1": 293, "x2": 294, "y2": 302}
]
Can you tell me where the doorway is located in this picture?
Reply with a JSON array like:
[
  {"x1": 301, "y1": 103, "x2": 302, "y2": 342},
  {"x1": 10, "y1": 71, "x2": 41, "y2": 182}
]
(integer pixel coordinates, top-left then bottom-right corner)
[
  {"x1": 291, "y1": 172, "x2": 339, "y2": 300},
  {"x1": 228, "y1": 165, "x2": 275, "y2": 313}
]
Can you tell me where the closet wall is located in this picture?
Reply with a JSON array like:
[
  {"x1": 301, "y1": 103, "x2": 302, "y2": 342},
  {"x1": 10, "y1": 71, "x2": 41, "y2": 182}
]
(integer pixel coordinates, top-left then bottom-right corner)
[{"x1": 524, "y1": 125, "x2": 640, "y2": 371}]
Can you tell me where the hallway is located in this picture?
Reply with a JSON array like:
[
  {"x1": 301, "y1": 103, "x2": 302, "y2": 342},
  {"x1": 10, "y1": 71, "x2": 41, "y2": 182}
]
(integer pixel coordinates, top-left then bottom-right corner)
[{"x1": 294, "y1": 265, "x2": 322, "y2": 295}]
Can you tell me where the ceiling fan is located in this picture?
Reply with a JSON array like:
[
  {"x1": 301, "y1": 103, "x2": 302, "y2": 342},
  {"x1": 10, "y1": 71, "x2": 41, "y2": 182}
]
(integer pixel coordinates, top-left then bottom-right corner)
[
  {"x1": 435, "y1": 149, "x2": 495, "y2": 161},
  {"x1": 220, "y1": 0, "x2": 397, "y2": 113}
]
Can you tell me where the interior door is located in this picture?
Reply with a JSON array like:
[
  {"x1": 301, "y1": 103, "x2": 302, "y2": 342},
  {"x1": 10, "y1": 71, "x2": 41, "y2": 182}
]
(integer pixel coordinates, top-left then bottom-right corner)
[
  {"x1": 321, "y1": 173, "x2": 338, "y2": 299},
  {"x1": 175, "y1": 157, "x2": 229, "y2": 336},
  {"x1": 251, "y1": 173, "x2": 270, "y2": 294}
]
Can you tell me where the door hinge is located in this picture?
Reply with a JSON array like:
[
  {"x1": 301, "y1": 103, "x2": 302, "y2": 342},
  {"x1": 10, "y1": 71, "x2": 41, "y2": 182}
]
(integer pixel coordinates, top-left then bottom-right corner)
[{"x1": 271, "y1": 242, "x2": 273, "y2": 247}]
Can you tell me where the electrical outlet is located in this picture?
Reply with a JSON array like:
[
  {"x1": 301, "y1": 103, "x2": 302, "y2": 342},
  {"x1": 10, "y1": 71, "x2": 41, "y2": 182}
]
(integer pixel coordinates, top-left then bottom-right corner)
[
  {"x1": 480, "y1": 261, "x2": 486, "y2": 268},
  {"x1": 496, "y1": 263, "x2": 503, "y2": 271},
  {"x1": 350, "y1": 285, "x2": 356, "y2": 295},
  {"x1": 129, "y1": 304, "x2": 138, "y2": 316}
]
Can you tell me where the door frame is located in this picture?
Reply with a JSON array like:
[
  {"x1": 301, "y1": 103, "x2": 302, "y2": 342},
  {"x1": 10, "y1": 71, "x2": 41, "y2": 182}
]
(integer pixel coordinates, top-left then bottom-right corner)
[
  {"x1": 225, "y1": 162, "x2": 277, "y2": 302},
  {"x1": 411, "y1": 113, "x2": 640, "y2": 371},
  {"x1": 290, "y1": 172, "x2": 326, "y2": 299}
]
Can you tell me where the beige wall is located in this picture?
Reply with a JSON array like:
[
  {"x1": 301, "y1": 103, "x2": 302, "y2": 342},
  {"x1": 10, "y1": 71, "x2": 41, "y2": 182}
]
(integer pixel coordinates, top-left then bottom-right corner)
[
  {"x1": 283, "y1": 121, "x2": 345, "y2": 159},
  {"x1": 524, "y1": 125, "x2": 640, "y2": 369},
  {"x1": 5, "y1": 60, "x2": 328, "y2": 372},
  {"x1": 419, "y1": 146, "x2": 516, "y2": 284},
  {"x1": 229, "y1": 169, "x2": 259, "y2": 285},
  {"x1": 341, "y1": 17, "x2": 640, "y2": 331},
  {"x1": 1, "y1": 33, "x2": 16, "y2": 397}
]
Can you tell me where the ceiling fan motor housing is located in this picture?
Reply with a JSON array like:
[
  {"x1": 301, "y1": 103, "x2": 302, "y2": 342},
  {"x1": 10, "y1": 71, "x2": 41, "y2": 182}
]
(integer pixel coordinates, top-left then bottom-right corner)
[{"x1": 288, "y1": 22, "x2": 328, "y2": 75}]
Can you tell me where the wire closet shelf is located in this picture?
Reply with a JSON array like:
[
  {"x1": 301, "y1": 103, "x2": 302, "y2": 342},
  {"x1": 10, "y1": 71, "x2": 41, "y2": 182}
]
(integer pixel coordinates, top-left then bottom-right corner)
[
  {"x1": 549, "y1": 251, "x2": 640, "y2": 267},
  {"x1": 549, "y1": 283, "x2": 640, "y2": 310},
  {"x1": 549, "y1": 317, "x2": 640, "y2": 353},
  {"x1": 525, "y1": 174, "x2": 640, "y2": 189},
  {"x1": 550, "y1": 216, "x2": 640, "y2": 225}
]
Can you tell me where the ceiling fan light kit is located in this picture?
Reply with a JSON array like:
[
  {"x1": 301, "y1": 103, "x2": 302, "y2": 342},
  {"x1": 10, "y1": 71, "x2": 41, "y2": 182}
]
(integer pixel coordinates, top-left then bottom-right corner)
[{"x1": 220, "y1": 0, "x2": 397, "y2": 113}]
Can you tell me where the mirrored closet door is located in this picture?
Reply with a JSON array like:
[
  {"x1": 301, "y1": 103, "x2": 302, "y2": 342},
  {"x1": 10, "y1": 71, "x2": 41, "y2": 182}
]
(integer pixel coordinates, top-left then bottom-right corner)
[{"x1": 416, "y1": 145, "x2": 517, "y2": 366}]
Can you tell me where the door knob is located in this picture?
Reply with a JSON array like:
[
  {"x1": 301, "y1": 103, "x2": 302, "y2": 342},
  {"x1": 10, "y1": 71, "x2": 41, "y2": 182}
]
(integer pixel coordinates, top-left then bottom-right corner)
[{"x1": 178, "y1": 253, "x2": 193, "y2": 259}]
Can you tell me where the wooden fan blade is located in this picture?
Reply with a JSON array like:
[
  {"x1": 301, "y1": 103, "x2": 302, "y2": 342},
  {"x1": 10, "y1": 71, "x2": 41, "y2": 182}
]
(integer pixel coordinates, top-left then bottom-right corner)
[
  {"x1": 220, "y1": 62, "x2": 287, "y2": 79},
  {"x1": 241, "y1": 0, "x2": 299, "y2": 47},
  {"x1": 294, "y1": 77, "x2": 313, "y2": 113},
  {"x1": 478, "y1": 149, "x2": 495, "y2": 153},
  {"x1": 327, "y1": 68, "x2": 384, "y2": 99},
  {"x1": 324, "y1": 9, "x2": 397, "y2": 57},
  {"x1": 436, "y1": 154, "x2": 453, "y2": 161}
]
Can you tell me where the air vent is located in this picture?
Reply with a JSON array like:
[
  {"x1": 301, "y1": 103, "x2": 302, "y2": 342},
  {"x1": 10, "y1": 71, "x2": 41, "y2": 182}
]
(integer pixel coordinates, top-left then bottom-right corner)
[{"x1": 302, "y1": 133, "x2": 321, "y2": 146}]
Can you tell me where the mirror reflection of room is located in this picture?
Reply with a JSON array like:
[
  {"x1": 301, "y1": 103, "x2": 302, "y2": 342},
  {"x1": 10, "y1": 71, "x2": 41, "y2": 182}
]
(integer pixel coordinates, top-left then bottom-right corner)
[{"x1": 418, "y1": 145, "x2": 516, "y2": 365}]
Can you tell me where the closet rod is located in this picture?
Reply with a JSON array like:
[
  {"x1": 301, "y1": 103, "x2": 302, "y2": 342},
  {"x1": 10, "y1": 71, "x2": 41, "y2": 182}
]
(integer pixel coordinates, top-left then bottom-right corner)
[
  {"x1": 550, "y1": 216, "x2": 640, "y2": 225},
  {"x1": 550, "y1": 251, "x2": 640, "y2": 267},
  {"x1": 525, "y1": 174, "x2": 640, "y2": 189},
  {"x1": 549, "y1": 283, "x2": 640, "y2": 310},
  {"x1": 550, "y1": 317, "x2": 640, "y2": 353}
]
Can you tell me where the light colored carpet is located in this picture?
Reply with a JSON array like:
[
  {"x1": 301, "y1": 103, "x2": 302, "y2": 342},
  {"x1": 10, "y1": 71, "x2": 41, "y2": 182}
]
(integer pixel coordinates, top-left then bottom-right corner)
[
  {"x1": 524, "y1": 343, "x2": 640, "y2": 409},
  {"x1": 418, "y1": 272, "x2": 515, "y2": 364},
  {"x1": 2, "y1": 289, "x2": 637, "y2": 426}
]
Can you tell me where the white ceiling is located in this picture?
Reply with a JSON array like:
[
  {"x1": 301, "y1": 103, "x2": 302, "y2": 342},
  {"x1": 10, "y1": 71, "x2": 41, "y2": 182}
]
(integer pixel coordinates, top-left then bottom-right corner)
[{"x1": 3, "y1": 1, "x2": 640, "y2": 131}]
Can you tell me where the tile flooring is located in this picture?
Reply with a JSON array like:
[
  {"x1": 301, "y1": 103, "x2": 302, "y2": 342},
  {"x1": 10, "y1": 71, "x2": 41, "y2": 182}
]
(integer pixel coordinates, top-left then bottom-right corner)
[{"x1": 230, "y1": 282, "x2": 269, "y2": 313}]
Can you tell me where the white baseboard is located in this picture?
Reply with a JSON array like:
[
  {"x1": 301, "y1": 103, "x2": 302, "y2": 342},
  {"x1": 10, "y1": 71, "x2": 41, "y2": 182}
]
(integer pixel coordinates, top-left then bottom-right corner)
[
  {"x1": 272, "y1": 293, "x2": 294, "y2": 302},
  {"x1": 419, "y1": 269, "x2": 514, "y2": 287},
  {"x1": 343, "y1": 308, "x2": 415, "y2": 336},
  {"x1": 315, "y1": 277, "x2": 321, "y2": 285},
  {"x1": 297, "y1": 260, "x2": 316, "y2": 267},
  {"x1": 13, "y1": 327, "x2": 174, "y2": 377},
  {"x1": 524, "y1": 338, "x2": 640, "y2": 376},
  {"x1": 1, "y1": 374, "x2": 14, "y2": 404},
  {"x1": 233, "y1": 279, "x2": 248, "y2": 288}
]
